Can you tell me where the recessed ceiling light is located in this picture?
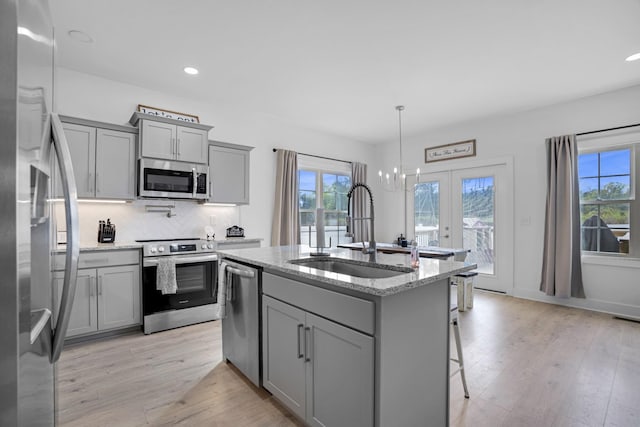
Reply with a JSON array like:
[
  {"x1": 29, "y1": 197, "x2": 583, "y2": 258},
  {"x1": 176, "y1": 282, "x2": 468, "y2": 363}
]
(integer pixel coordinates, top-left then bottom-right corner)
[
  {"x1": 184, "y1": 66, "x2": 199, "y2": 75},
  {"x1": 67, "y1": 30, "x2": 93, "y2": 43},
  {"x1": 625, "y1": 52, "x2": 640, "y2": 62}
]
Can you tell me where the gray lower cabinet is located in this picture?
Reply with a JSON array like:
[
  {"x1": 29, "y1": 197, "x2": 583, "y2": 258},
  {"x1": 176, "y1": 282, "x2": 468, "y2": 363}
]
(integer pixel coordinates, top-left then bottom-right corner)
[
  {"x1": 52, "y1": 250, "x2": 141, "y2": 338},
  {"x1": 263, "y1": 294, "x2": 374, "y2": 427}
]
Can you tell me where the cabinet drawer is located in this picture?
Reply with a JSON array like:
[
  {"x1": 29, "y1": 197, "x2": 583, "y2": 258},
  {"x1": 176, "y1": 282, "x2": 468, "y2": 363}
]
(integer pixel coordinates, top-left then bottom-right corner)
[
  {"x1": 263, "y1": 272, "x2": 375, "y2": 335},
  {"x1": 54, "y1": 249, "x2": 140, "y2": 271}
]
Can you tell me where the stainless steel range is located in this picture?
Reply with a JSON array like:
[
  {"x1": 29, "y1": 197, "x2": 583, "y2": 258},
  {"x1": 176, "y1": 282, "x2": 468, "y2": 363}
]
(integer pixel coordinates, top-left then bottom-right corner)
[{"x1": 138, "y1": 238, "x2": 218, "y2": 334}]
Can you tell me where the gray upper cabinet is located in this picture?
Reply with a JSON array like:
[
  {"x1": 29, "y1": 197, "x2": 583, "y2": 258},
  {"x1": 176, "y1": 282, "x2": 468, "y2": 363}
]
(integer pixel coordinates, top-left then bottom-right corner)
[
  {"x1": 58, "y1": 123, "x2": 96, "y2": 198},
  {"x1": 55, "y1": 118, "x2": 136, "y2": 200},
  {"x1": 96, "y1": 129, "x2": 136, "y2": 199},
  {"x1": 131, "y1": 112, "x2": 213, "y2": 164},
  {"x1": 208, "y1": 141, "x2": 253, "y2": 204}
]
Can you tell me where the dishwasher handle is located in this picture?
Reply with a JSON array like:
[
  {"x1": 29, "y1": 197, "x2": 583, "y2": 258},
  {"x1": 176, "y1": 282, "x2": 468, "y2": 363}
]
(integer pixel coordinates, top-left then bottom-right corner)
[{"x1": 226, "y1": 266, "x2": 255, "y2": 279}]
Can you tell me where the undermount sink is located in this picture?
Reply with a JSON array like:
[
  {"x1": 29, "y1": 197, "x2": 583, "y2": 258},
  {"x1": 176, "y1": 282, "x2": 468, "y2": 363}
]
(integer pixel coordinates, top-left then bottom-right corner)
[{"x1": 289, "y1": 257, "x2": 414, "y2": 279}]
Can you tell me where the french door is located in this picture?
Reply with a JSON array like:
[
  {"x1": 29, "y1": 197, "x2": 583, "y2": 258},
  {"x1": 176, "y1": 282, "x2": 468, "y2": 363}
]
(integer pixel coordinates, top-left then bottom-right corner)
[{"x1": 406, "y1": 163, "x2": 513, "y2": 293}]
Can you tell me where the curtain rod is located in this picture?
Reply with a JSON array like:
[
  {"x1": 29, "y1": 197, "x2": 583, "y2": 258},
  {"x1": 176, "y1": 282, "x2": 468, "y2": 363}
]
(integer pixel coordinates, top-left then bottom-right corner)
[
  {"x1": 272, "y1": 148, "x2": 352, "y2": 164},
  {"x1": 576, "y1": 123, "x2": 640, "y2": 137}
]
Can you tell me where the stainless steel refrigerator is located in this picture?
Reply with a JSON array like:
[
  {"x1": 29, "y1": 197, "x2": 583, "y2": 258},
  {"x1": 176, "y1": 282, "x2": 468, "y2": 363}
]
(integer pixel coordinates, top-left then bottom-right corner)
[{"x1": 1, "y1": 0, "x2": 80, "y2": 425}]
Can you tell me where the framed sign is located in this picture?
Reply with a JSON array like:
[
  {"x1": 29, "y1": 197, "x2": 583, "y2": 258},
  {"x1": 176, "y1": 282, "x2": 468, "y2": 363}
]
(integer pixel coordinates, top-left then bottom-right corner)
[
  {"x1": 137, "y1": 104, "x2": 200, "y2": 123},
  {"x1": 425, "y1": 139, "x2": 476, "y2": 163}
]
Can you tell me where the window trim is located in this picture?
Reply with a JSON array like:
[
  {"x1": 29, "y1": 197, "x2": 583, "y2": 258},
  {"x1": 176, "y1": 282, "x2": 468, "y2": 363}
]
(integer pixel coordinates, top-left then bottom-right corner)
[
  {"x1": 297, "y1": 155, "x2": 352, "y2": 245},
  {"x1": 577, "y1": 130, "x2": 640, "y2": 259}
]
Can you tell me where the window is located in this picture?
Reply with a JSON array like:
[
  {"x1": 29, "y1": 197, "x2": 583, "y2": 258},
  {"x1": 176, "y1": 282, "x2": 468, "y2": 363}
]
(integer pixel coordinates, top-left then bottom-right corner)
[
  {"x1": 298, "y1": 156, "x2": 351, "y2": 247},
  {"x1": 578, "y1": 137, "x2": 638, "y2": 256}
]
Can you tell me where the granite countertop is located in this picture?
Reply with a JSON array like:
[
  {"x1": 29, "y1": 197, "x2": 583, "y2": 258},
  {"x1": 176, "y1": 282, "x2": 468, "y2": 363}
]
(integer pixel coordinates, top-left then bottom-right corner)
[
  {"x1": 216, "y1": 238, "x2": 263, "y2": 245},
  {"x1": 217, "y1": 245, "x2": 476, "y2": 297},
  {"x1": 53, "y1": 241, "x2": 143, "y2": 253}
]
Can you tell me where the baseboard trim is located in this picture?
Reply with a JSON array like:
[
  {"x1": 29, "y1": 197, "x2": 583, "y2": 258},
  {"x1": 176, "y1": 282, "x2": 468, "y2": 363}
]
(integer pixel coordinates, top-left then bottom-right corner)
[{"x1": 512, "y1": 288, "x2": 640, "y2": 321}]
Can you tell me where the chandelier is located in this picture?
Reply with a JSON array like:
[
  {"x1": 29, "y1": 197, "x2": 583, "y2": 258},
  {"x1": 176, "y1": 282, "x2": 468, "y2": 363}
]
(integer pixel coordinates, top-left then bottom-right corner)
[{"x1": 378, "y1": 105, "x2": 420, "y2": 191}]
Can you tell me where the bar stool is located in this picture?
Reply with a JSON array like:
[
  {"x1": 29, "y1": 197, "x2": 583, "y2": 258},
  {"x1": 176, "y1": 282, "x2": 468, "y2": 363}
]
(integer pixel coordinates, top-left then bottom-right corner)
[{"x1": 450, "y1": 303, "x2": 470, "y2": 398}]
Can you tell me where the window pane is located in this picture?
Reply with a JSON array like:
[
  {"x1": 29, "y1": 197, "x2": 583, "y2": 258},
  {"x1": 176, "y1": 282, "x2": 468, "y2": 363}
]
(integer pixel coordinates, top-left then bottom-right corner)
[
  {"x1": 462, "y1": 177, "x2": 495, "y2": 275},
  {"x1": 300, "y1": 211, "x2": 315, "y2": 227},
  {"x1": 299, "y1": 190, "x2": 316, "y2": 209},
  {"x1": 581, "y1": 203, "x2": 629, "y2": 253},
  {"x1": 579, "y1": 177, "x2": 599, "y2": 200},
  {"x1": 299, "y1": 170, "x2": 316, "y2": 191},
  {"x1": 599, "y1": 176, "x2": 630, "y2": 200},
  {"x1": 600, "y1": 149, "x2": 630, "y2": 176},
  {"x1": 578, "y1": 152, "x2": 598, "y2": 178},
  {"x1": 414, "y1": 181, "x2": 440, "y2": 246}
]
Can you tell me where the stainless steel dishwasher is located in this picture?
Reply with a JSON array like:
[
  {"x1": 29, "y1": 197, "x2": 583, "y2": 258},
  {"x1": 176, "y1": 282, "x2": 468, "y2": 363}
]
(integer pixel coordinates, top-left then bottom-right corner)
[{"x1": 220, "y1": 259, "x2": 262, "y2": 387}]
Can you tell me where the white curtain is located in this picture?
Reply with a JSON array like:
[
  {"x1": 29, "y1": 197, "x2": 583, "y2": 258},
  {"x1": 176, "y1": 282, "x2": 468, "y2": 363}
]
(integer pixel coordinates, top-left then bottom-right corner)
[
  {"x1": 271, "y1": 149, "x2": 300, "y2": 246},
  {"x1": 540, "y1": 135, "x2": 585, "y2": 298},
  {"x1": 351, "y1": 162, "x2": 368, "y2": 242}
]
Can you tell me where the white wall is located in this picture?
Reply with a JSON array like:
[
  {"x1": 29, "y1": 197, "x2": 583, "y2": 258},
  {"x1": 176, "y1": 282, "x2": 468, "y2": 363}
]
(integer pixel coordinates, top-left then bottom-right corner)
[
  {"x1": 54, "y1": 68, "x2": 376, "y2": 245},
  {"x1": 375, "y1": 84, "x2": 640, "y2": 319}
]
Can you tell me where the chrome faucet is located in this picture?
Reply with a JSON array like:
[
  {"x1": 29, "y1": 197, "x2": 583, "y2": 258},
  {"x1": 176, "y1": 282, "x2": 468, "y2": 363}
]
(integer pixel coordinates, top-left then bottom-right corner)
[{"x1": 345, "y1": 183, "x2": 376, "y2": 263}]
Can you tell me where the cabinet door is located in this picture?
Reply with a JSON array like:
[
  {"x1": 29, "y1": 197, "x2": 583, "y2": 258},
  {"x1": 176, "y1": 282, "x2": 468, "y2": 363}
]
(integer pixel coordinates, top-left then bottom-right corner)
[
  {"x1": 176, "y1": 126, "x2": 208, "y2": 163},
  {"x1": 52, "y1": 270, "x2": 98, "y2": 337},
  {"x1": 95, "y1": 129, "x2": 136, "y2": 199},
  {"x1": 56, "y1": 123, "x2": 96, "y2": 198},
  {"x1": 140, "y1": 120, "x2": 176, "y2": 160},
  {"x1": 305, "y1": 312, "x2": 374, "y2": 427},
  {"x1": 208, "y1": 145, "x2": 250, "y2": 204},
  {"x1": 262, "y1": 295, "x2": 307, "y2": 420},
  {"x1": 97, "y1": 265, "x2": 141, "y2": 331}
]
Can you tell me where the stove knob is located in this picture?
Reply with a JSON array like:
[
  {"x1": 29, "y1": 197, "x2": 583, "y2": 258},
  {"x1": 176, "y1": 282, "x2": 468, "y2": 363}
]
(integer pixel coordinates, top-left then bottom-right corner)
[
  {"x1": 201, "y1": 244, "x2": 207, "y2": 249},
  {"x1": 207, "y1": 244, "x2": 214, "y2": 249},
  {"x1": 158, "y1": 247, "x2": 165, "y2": 253},
  {"x1": 149, "y1": 247, "x2": 157, "y2": 253}
]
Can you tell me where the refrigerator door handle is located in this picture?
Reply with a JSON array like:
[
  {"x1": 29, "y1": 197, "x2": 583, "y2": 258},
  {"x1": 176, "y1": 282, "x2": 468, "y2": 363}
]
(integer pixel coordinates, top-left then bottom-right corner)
[{"x1": 50, "y1": 113, "x2": 80, "y2": 363}]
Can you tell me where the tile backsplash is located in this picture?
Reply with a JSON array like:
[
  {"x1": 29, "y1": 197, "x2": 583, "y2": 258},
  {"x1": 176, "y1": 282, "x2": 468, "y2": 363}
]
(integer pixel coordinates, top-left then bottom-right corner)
[{"x1": 53, "y1": 200, "x2": 239, "y2": 246}]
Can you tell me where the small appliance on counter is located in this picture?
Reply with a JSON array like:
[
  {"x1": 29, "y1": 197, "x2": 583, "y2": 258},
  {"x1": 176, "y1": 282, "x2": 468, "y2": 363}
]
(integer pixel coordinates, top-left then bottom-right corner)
[
  {"x1": 226, "y1": 225, "x2": 245, "y2": 238},
  {"x1": 98, "y1": 219, "x2": 116, "y2": 243}
]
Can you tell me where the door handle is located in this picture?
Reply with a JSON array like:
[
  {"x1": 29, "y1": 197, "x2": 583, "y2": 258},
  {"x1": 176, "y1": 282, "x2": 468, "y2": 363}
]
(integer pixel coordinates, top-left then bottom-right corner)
[
  {"x1": 96, "y1": 172, "x2": 100, "y2": 194},
  {"x1": 98, "y1": 276, "x2": 103, "y2": 296},
  {"x1": 297, "y1": 324, "x2": 304, "y2": 359},
  {"x1": 177, "y1": 139, "x2": 181, "y2": 156},
  {"x1": 90, "y1": 277, "x2": 95, "y2": 297},
  {"x1": 304, "y1": 326, "x2": 311, "y2": 362},
  {"x1": 50, "y1": 113, "x2": 80, "y2": 363}
]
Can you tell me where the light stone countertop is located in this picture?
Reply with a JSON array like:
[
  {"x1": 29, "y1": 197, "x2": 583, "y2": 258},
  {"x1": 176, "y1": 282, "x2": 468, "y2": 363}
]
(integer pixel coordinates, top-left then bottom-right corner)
[
  {"x1": 53, "y1": 241, "x2": 143, "y2": 253},
  {"x1": 217, "y1": 245, "x2": 476, "y2": 297}
]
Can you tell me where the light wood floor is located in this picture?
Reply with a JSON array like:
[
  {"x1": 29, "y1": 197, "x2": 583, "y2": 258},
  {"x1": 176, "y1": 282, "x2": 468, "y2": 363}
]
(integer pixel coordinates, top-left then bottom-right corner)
[{"x1": 57, "y1": 291, "x2": 640, "y2": 427}]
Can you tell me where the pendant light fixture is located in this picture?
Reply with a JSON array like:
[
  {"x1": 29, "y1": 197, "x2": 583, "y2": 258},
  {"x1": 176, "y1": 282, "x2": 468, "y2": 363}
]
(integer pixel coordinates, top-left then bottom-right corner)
[{"x1": 378, "y1": 105, "x2": 420, "y2": 191}]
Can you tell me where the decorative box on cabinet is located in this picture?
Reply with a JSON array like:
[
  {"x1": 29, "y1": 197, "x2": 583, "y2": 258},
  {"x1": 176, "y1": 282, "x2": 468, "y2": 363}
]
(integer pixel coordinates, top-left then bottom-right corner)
[
  {"x1": 52, "y1": 249, "x2": 141, "y2": 338},
  {"x1": 130, "y1": 112, "x2": 213, "y2": 164},
  {"x1": 208, "y1": 140, "x2": 253, "y2": 204},
  {"x1": 54, "y1": 116, "x2": 136, "y2": 200}
]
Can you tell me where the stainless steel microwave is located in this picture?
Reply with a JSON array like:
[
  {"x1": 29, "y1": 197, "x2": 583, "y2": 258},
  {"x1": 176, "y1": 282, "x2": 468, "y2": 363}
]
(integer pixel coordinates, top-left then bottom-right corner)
[{"x1": 139, "y1": 158, "x2": 209, "y2": 200}]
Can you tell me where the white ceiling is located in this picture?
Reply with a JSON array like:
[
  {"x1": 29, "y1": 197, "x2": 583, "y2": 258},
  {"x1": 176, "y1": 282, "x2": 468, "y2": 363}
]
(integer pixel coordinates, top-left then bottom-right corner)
[{"x1": 51, "y1": 0, "x2": 640, "y2": 144}]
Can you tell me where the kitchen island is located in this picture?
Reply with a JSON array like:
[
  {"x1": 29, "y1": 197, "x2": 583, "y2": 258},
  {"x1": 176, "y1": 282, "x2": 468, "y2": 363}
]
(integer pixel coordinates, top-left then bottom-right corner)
[{"x1": 217, "y1": 245, "x2": 476, "y2": 427}]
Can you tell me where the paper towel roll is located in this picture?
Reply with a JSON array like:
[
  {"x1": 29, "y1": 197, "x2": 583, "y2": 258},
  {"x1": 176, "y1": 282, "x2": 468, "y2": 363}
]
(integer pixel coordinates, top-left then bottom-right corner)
[{"x1": 316, "y1": 208, "x2": 325, "y2": 248}]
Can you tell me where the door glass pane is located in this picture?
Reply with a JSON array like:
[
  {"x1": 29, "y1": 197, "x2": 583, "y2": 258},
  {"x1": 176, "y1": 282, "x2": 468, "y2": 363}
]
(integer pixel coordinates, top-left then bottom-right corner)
[
  {"x1": 462, "y1": 176, "x2": 494, "y2": 274},
  {"x1": 414, "y1": 181, "x2": 440, "y2": 246}
]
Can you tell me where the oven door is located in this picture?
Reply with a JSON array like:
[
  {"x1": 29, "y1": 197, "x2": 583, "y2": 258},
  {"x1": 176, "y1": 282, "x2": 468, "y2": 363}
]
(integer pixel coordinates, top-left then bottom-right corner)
[{"x1": 142, "y1": 254, "x2": 218, "y2": 314}]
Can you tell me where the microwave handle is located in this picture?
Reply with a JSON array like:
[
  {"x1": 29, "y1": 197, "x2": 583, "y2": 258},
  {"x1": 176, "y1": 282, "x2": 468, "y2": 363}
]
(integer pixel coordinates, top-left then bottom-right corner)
[{"x1": 192, "y1": 169, "x2": 197, "y2": 198}]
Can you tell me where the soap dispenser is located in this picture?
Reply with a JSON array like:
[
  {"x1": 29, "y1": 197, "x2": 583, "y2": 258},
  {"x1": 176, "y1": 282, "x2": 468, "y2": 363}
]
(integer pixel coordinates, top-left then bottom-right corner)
[{"x1": 410, "y1": 240, "x2": 420, "y2": 268}]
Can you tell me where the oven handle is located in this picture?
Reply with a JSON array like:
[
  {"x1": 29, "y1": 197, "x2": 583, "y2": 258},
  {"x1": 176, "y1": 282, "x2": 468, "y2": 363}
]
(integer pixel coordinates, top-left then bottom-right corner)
[
  {"x1": 226, "y1": 266, "x2": 255, "y2": 279},
  {"x1": 143, "y1": 254, "x2": 218, "y2": 267}
]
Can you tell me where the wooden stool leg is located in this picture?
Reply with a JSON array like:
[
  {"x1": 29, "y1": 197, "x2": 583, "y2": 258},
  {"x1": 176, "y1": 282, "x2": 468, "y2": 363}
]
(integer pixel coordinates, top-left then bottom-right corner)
[
  {"x1": 465, "y1": 278, "x2": 474, "y2": 309},
  {"x1": 456, "y1": 278, "x2": 466, "y2": 312},
  {"x1": 452, "y1": 318, "x2": 470, "y2": 398}
]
